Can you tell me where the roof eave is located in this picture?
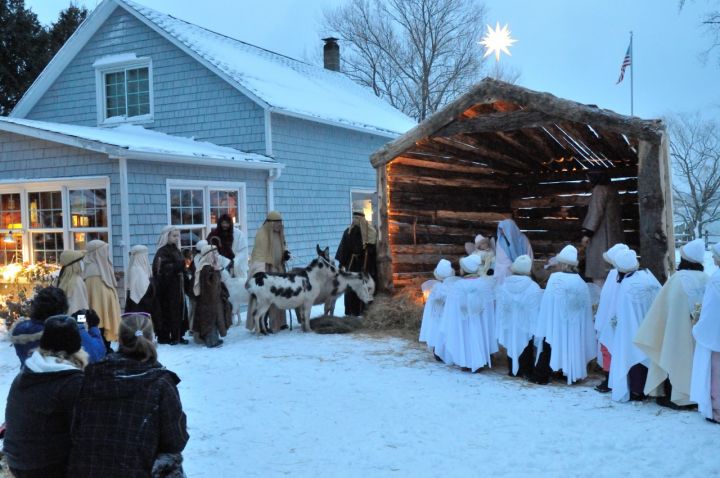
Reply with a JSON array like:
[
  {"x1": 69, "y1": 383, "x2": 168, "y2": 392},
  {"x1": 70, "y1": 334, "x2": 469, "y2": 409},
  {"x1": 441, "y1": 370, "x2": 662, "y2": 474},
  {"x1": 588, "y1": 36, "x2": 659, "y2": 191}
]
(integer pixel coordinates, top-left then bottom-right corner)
[{"x1": 270, "y1": 107, "x2": 406, "y2": 139}]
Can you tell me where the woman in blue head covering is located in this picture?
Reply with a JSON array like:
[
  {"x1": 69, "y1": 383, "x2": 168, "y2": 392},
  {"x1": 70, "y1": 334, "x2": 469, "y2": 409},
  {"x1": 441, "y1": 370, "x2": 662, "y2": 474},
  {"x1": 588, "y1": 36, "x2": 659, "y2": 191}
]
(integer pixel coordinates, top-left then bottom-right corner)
[{"x1": 495, "y1": 219, "x2": 533, "y2": 283}]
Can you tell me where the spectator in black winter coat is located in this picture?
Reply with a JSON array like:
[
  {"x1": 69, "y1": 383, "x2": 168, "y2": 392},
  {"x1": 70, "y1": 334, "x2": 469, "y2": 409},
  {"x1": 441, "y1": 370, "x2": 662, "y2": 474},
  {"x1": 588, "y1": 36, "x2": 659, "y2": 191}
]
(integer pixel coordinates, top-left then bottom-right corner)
[
  {"x1": 9, "y1": 286, "x2": 68, "y2": 366},
  {"x1": 3, "y1": 316, "x2": 87, "y2": 478},
  {"x1": 67, "y1": 313, "x2": 189, "y2": 477}
]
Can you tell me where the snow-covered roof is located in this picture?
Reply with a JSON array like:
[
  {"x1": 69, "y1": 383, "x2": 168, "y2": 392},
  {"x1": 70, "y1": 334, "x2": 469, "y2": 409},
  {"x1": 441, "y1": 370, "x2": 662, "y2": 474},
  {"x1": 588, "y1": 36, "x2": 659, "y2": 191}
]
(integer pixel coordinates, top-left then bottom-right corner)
[
  {"x1": 10, "y1": 0, "x2": 416, "y2": 137},
  {"x1": 0, "y1": 117, "x2": 279, "y2": 170},
  {"x1": 117, "y1": 0, "x2": 415, "y2": 136}
]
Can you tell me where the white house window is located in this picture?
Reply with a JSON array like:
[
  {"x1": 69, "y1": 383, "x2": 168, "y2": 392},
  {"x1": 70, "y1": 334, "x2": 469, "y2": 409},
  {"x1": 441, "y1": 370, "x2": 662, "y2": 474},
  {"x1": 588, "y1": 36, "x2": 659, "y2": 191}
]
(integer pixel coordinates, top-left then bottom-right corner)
[
  {"x1": 0, "y1": 178, "x2": 111, "y2": 266},
  {"x1": 94, "y1": 54, "x2": 153, "y2": 125},
  {"x1": 350, "y1": 189, "x2": 377, "y2": 225},
  {"x1": 167, "y1": 181, "x2": 245, "y2": 251}
]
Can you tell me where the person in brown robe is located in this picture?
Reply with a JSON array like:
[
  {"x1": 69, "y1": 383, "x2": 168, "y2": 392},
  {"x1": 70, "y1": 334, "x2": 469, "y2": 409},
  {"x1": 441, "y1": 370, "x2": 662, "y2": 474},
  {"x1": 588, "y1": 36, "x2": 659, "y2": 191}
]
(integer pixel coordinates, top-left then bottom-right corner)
[
  {"x1": 581, "y1": 171, "x2": 624, "y2": 285},
  {"x1": 193, "y1": 245, "x2": 229, "y2": 348},
  {"x1": 83, "y1": 240, "x2": 121, "y2": 345},
  {"x1": 152, "y1": 226, "x2": 188, "y2": 345},
  {"x1": 247, "y1": 211, "x2": 290, "y2": 332}
]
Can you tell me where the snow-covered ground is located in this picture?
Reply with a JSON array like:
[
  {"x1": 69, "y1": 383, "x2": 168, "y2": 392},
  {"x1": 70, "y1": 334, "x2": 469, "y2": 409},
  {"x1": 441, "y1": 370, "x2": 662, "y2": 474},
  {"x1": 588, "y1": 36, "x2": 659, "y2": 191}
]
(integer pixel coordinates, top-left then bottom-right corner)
[{"x1": 1, "y1": 299, "x2": 718, "y2": 477}]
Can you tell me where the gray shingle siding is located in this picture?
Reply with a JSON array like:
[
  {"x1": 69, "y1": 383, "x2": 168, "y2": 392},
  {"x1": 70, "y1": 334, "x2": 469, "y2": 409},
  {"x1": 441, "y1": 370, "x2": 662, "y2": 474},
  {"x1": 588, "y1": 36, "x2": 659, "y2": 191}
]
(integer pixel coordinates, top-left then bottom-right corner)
[
  {"x1": 270, "y1": 114, "x2": 387, "y2": 267},
  {"x1": 26, "y1": 7, "x2": 266, "y2": 154}
]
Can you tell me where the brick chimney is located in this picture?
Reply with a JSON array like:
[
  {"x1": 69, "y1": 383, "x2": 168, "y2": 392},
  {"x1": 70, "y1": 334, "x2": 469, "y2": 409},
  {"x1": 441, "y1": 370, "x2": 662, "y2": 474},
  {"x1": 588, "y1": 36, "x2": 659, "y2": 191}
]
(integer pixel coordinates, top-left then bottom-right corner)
[{"x1": 322, "y1": 37, "x2": 340, "y2": 72}]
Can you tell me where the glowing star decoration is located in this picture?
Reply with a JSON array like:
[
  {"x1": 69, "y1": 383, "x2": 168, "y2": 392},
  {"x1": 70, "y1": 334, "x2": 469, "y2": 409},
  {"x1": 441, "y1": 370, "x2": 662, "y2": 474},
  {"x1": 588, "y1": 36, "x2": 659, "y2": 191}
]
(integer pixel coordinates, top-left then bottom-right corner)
[{"x1": 479, "y1": 22, "x2": 517, "y2": 61}]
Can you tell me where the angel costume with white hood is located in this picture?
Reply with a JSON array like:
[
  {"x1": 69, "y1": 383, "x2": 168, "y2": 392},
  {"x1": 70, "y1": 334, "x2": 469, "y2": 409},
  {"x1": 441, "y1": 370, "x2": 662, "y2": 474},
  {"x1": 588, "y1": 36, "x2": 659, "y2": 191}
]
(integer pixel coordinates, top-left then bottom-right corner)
[
  {"x1": 438, "y1": 254, "x2": 497, "y2": 371},
  {"x1": 607, "y1": 249, "x2": 661, "y2": 402},
  {"x1": 496, "y1": 255, "x2": 542, "y2": 377},
  {"x1": 594, "y1": 243, "x2": 629, "y2": 381},
  {"x1": 635, "y1": 239, "x2": 709, "y2": 407},
  {"x1": 419, "y1": 259, "x2": 459, "y2": 349},
  {"x1": 690, "y1": 243, "x2": 720, "y2": 421},
  {"x1": 534, "y1": 245, "x2": 596, "y2": 385}
]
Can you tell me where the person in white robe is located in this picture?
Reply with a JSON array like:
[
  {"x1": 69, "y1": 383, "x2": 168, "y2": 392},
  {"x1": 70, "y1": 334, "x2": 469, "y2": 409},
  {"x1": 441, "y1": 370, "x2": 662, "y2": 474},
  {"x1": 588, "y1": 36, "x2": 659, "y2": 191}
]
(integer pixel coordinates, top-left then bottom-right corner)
[
  {"x1": 635, "y1": 238, "x2": 709, "y2": 408},
  {"x1": 438, "y1": 255, "x2": 497, "y2": 371},
  {"x1": 493, "y1": 219, "x2": 533, "y2": 284},
  {"x1": 419, "y1": 259, "x2": 455, "y2": 348},
  {"x1": 532, "y1": 245, "x2": 596, "y2": 385},
  {"x1": 496, "y1": 255, "x2": 542, "y2": 377},
  {"x1": 607, "y1": 249, "x2": 662, "y2": 402},
  {"x1": 124, "y1": 245, "x2": 153, "y2": 314},
  {"x1": 593, "y1": 243, "x2": 629, "y2": 393},
  {"x1": 690, "y1": 243, "x2": 720, "y2": 423},
  {"x1": 464, "y1": 234, "x2": 494, "y2": 277}
]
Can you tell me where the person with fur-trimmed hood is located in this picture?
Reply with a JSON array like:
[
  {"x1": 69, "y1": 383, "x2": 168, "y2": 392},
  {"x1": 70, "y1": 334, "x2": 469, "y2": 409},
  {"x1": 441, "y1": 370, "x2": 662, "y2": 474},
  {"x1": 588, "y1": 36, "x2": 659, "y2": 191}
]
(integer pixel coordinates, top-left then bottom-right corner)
[
  {"x1": 4, "y1": 316, "x2": 87, "y2": 478},
  {"x1": 635, "y1": 238, "x2": 709, "y2": 409},
  {"x1": 9, "y1": 286, "x2": 69, "y2": 366},
  {"x1": 206, "y1": 213, "x2": 249, "y2": 279},
  {"x1": 67, "y1": 313, "x2": 189, "y2": 477}
]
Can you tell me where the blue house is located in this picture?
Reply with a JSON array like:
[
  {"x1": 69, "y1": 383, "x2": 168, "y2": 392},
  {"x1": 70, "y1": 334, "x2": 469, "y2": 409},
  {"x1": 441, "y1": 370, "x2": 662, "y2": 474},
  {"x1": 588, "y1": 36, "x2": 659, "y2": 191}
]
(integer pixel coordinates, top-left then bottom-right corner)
[{"x1": 0, "y1": 0, "x2": 414, "y2": 279}]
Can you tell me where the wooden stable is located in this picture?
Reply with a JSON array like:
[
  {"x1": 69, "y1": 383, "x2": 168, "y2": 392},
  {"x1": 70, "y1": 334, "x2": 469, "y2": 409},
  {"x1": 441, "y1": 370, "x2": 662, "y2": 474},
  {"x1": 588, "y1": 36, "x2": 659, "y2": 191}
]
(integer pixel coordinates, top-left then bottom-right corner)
[{"x1": 370, "y1": 79, "x2": 674, "y2": 291}]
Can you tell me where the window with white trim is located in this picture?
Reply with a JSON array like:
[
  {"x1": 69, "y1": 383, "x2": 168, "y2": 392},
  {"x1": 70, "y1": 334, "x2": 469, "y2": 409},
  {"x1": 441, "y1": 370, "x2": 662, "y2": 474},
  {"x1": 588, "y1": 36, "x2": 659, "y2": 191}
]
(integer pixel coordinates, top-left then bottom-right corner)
[
  {"x1": 167, "y1": 181, "x2": 245, "y2": 252},
  {"x1": 95, "y1": 55, "x2": 153, "y2": 125},
  {"x1": 0, "y1": 179, "x2": 111, "y2": 266}
]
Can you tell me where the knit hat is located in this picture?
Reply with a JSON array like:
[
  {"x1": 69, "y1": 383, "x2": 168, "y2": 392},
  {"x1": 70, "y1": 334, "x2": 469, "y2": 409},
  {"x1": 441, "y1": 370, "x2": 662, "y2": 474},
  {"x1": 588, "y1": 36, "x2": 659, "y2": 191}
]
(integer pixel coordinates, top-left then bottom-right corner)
[
  {"x1": 713, "y1": 242, "x2": 720, "y2": 260},
  {"x1": 556, "y1": 245, "x2": 579, "y2": 267},
  {"x1": 680, "y1": 239, "x2": 705, "y2": 264},
  {"x1": 603, "y1": 243, "x2": 629, "y2": 267},
  {"x1": 510, "y1": 255, "x2": 533, "y2": 276},
  {"x1": 266, "y1": 210, "x2": 282, "y2": 221},
  {"x1": 433, "y1": 259, "x2": 454, "y2": 280},
  {"x1": 40, "y1": 315, "x2": 82, "y2": 355},
  {"x1": 615, "y1": 249, "x2": 639, "y2": 273},
  {"x1": 459, "y1": 254, "x2": 482, "y2": 274}
]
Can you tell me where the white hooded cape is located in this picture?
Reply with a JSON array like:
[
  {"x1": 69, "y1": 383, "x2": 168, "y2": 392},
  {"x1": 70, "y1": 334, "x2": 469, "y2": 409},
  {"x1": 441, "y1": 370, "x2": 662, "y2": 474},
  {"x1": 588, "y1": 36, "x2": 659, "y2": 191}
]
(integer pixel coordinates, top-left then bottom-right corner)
[
  {"x1": 440, "y1": 277, "x2": 497, "y2": 371},
  {"x1": 495, "y1": 275, "x2": 543, "y2": 375},
  {"x1": 421, "y1": 276, "x2": 461, "y2": 352},
  {"x1": 690, "y1": 269, "x2": 720, "y2": 418},
  {"x1": 595, "y1": 269, "x2": 620, "y2": 359},
  {"x1": 634, "y1": 269, "x2": 708, "y2": 405},
  {"x1": 535, "y1": 272, "x2": 596, "y2": 384},
  {"x1": 608, "y1": 270, "x2": 661, "y2": 402}
]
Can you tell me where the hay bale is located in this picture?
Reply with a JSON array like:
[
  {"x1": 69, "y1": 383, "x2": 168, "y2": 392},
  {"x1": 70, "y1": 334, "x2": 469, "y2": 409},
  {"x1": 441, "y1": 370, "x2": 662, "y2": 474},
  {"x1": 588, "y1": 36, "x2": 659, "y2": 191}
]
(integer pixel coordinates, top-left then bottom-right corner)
[
  {"x1": 309, "y1": 316, "x2": 363, "y2": 334},
  {"x1": 363, "y1": 280, "x2": 424, "y2": 333}
]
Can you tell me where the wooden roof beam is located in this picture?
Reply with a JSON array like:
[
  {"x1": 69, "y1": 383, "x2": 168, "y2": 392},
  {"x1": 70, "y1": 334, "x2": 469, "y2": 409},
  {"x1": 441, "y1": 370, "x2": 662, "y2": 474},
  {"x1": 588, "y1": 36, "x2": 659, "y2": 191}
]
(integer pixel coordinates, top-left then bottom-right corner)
[{"x1": 433, "y1": 110, "x2": 560, "y2": 138}]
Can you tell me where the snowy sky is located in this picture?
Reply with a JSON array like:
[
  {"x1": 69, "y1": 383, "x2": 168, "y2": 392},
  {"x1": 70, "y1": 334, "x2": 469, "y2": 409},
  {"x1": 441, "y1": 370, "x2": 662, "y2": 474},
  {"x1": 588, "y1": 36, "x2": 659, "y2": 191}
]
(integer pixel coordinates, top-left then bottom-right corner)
[{"x1": 27, "y1": 0, "x2": 720, "y2": 121}]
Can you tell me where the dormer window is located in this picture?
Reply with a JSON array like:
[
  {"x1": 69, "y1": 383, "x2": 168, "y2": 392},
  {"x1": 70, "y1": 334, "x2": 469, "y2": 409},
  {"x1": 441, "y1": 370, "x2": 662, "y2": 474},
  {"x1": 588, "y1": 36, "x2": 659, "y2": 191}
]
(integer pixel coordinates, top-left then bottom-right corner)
[{"x1": 94, "y1": 54, "x2": 154, "y2": 125}]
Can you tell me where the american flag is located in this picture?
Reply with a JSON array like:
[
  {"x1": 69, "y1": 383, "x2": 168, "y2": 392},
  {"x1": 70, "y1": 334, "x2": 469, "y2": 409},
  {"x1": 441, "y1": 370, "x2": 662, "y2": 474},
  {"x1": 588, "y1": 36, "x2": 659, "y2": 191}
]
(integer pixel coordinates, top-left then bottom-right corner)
[{"x1": 616, "y1": 43, "x2": 632, "y2": 84}]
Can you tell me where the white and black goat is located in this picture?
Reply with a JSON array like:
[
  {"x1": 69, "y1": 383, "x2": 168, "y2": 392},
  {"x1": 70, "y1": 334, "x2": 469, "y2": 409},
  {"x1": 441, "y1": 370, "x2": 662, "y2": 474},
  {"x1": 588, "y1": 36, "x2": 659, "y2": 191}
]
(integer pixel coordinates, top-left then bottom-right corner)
[
  {"x1": 315, "y1": 269, "x2": 375, "y2": 316},
  {"x1": 246, "y1": 245, "x2": 337, "y2": 334}
]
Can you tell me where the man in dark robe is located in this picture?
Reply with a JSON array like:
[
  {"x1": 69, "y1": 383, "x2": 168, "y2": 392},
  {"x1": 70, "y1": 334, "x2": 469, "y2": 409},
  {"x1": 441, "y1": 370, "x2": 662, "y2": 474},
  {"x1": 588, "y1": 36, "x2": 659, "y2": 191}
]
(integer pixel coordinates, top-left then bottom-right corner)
[
  {"x1": 152, "y1": 226, "x2": 188, "y2": 345},
  {"x1": 336, "y1": 210, "x2": 371, "y2": 316}
]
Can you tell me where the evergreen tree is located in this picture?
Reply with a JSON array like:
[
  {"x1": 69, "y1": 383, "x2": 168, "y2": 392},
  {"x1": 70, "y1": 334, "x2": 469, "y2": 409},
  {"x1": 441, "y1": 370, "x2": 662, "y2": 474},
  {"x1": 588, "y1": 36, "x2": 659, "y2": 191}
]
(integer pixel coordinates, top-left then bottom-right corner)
[{"x1": 48, "y1": 3, "x2": 88, "y2": 57}]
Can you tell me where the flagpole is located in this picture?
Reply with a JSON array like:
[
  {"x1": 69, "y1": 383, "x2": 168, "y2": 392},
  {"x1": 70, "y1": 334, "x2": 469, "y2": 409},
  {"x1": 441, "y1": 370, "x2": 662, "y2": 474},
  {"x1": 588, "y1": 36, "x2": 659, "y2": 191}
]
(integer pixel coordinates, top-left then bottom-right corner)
[{"x1": 630, "y1": 31, "x2": 634, "y2": 117}]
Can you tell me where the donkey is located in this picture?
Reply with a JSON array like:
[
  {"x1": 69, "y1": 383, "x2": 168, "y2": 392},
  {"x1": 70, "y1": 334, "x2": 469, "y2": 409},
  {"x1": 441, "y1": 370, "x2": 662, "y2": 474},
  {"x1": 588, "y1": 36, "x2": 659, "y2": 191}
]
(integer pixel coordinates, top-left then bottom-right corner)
[
  {"x1": 246, "y1": 245, "x2": 338, "y2": 334},
  {"x1": 315, "y1": 270, "x2": 375, "y2": 316}
]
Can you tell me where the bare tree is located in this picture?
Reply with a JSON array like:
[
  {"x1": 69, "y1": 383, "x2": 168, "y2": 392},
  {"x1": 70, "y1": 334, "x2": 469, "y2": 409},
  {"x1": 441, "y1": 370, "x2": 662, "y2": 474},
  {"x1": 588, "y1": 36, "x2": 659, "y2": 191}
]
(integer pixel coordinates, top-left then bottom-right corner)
[
  {"x1": 669, "y1": 114, "x2": 720, "y2": 238},
  {"x1": 322, "y1": 0, "x2": 505, "y2": 121},
  {"x1": 679, "y1": 0, "x2": 720, "y2": 65}
]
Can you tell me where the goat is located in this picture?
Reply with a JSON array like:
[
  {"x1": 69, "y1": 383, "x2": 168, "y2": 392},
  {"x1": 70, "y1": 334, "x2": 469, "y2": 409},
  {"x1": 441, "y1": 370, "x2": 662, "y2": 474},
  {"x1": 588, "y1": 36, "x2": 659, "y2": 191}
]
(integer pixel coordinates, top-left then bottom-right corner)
[{"x1": 246, "y1": 245, "x2": 337, "y2": 334}]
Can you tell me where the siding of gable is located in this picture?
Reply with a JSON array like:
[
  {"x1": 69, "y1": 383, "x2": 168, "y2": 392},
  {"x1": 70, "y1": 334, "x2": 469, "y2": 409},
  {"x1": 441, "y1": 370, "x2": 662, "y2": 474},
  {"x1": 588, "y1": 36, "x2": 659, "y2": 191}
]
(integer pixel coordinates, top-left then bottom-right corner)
[
  {"x1": 26, "y1": 6, "x2": 266, "y2": 153},
  {"x1": 270, "y1": 114, "x2": 389, "y2": 266},
  {"x1": 127, "y1": 161, "x2": 268, "y2": 257}
]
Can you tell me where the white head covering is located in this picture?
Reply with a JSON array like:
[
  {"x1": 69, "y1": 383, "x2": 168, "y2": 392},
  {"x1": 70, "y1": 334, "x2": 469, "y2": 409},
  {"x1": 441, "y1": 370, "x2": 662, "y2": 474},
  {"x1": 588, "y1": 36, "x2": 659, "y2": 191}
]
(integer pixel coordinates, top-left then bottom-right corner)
[
  {"x1": 615, "y1": 249, "x2": 639, "y2": 273},
  {"x1": 603, "y1": 243, "x2": 629, "y2": 267},
  {"x1": 713, "y1": 243, "x2": 720, "y2": 260},
  {"x1": 157, "y1": 225, "x2": 179, "y2": 249},
  {"x1": 128, "y1": 245, "x2": 151, "y2": 303},
  {"x1": 475, "y1": 234, "x2": 488, "y2": 249},
  {"x1": 459, "y1": 254, "x2": 482, "y2": 275},
  {"x1": 433, "y1": 259, "x2": 454, "y2": 280},
  {"x1": 556, "y1": 245, "x2": 579, "y2": 267},
  {"x1": 680, "y1": 239, "x2": 705, "y2": 264},
  {"x1": 83, "y1": 240, "x2": 117, "y2": 288},
  {"x1": 195, "y1": 239, "x2": 208, "y2": 252},
  {"x1": 193, "y1": 245, "x2": 219, "y2": 296},
  {"x1": 510, "y1": 254, "x2": 533, "y2": 276}
]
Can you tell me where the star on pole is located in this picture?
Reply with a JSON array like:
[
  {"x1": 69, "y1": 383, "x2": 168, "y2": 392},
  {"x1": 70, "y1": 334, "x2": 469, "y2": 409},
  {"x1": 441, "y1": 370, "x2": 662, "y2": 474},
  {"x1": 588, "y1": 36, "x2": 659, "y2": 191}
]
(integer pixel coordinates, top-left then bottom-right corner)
[{"x1": 479, "y1": 22, "x2": 517, "y2": 61}]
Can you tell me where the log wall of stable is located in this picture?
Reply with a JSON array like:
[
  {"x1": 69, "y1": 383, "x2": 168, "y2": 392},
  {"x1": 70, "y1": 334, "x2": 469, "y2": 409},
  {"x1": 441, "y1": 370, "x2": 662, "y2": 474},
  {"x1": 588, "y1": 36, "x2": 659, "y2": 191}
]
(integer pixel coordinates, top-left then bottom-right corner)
[{"x1": 381, "y1": 158, "x2": 642, "y2": 289}]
